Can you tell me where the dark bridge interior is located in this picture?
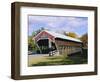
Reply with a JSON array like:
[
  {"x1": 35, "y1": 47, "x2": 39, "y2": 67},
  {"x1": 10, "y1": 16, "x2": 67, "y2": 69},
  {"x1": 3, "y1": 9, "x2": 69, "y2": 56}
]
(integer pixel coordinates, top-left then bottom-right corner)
[{"x1": 37, "y1": 39, "x2": 57, "y2": 54}]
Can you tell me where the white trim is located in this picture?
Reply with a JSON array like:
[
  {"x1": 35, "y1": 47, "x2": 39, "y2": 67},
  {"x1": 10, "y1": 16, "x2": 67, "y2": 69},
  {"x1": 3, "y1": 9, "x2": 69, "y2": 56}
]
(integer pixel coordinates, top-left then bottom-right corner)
[
  {"x1": 36, "y1": 38, "x2": 53, "y2": 48},
  {"x1": 36, "y1": 37, "x2": 49, "y2": 42},
  {"x1": 35, "y1": 42, "x2": 42, "y2": 54}
]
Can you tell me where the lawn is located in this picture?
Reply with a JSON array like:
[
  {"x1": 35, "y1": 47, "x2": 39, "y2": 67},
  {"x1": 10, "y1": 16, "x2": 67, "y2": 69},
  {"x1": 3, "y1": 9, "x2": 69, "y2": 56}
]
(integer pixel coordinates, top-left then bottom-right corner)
[{"x1": 28, "y1": 51, "x2": 87, "y2": 66}]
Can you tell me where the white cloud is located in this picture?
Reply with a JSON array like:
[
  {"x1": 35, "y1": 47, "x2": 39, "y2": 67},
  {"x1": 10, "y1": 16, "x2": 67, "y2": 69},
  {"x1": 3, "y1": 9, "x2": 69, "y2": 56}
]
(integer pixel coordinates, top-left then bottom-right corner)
[{"x1": 28, "y1": 15, "x2": 88, "y2": 36}]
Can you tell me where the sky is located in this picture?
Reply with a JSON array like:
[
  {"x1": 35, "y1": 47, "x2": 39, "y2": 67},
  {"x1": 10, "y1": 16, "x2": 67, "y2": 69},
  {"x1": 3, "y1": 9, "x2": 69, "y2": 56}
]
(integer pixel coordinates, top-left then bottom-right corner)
[{"x1": 28, "y1": 15, "x2": 88, "y2": 37}]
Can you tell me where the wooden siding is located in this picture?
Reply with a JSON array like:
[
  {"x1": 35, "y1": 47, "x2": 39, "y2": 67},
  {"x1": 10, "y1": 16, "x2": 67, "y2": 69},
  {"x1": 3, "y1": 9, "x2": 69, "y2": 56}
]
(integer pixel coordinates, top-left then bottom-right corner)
[{"x1": 55, "y1": 39, "x2": 82, "y2": 55}]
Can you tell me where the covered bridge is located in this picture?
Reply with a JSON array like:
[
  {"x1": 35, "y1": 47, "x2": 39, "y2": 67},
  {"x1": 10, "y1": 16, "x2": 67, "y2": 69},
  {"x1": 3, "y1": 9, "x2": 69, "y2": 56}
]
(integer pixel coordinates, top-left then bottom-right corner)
[{"x1": 33, "y1": 30, "x2": 83, "y2": 56}]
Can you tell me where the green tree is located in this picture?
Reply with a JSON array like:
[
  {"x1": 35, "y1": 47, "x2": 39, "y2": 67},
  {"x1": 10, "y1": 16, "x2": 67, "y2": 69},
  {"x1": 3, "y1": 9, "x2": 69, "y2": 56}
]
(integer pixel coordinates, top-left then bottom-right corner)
[
  {"x1": 32, "y1": 31, "x2": 36, "y2": 37},
  {"x1": 28, "y1": 36, "x2": 37, "y2": 51},
  {"x1": 35, "y1": 27, "x2": 45, "y2": 35}
]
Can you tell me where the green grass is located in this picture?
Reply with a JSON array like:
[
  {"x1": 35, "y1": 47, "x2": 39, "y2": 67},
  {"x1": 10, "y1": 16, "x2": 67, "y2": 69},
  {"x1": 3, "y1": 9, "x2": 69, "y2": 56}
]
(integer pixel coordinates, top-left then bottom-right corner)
[
  {"x1": 28, "y1": 50, "x2": 87, "y2": 66},
  {"x1": 32, "y1": 55, "x2": 87, "y2": 66}
]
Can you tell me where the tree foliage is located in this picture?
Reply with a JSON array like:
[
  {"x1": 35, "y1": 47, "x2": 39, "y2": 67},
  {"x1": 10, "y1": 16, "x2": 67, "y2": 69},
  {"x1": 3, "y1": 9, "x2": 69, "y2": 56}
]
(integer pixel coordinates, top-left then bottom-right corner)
[
  {"x1": 32, "y1": 31, "x2": 36, "y2": 37},
  {"x1": 80, "y1": 33, "x2": 88, "y2": 47},
  {"x1": 65, "y1": 32, "x2": 78, "y2": 38},
  {"x1": 28, "y1": 36, "x2": 38, "y2": 51},
  {"x1": 35, "y1": 27, "x2": 45, "y2": 35}
]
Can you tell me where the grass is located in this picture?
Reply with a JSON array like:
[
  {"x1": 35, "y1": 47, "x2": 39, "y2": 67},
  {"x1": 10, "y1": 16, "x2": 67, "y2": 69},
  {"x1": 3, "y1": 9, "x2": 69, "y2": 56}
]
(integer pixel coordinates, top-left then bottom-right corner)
[{"x1": 28, "y1": 50, "x2": 87, "y2": 66}]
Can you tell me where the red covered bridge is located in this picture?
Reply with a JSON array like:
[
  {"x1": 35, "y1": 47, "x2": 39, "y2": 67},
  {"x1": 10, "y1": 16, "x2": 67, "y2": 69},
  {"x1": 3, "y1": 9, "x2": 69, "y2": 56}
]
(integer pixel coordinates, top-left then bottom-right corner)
[{"x1": 33, "y1": 30, "x2": 83, "y2": 56}]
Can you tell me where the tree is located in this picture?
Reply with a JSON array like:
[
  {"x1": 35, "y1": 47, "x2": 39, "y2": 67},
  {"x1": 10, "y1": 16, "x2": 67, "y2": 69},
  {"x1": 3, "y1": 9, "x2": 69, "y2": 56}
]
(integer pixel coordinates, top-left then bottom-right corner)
[
  {"x1": 35, "y1": 27, "x2": 45, "y2": 35},
  {"x1": 32, "y1": 31, "x2": 36, "y2": 37},
  {"x1": 28, "y1": 36, "x2": 38, "y2": 51},
  {"x1": 80, "y1": 33, "x2": 88, "y2": 48},
  {"x1": 65, "y1": 32, "x2": 78, "y2": 38}
]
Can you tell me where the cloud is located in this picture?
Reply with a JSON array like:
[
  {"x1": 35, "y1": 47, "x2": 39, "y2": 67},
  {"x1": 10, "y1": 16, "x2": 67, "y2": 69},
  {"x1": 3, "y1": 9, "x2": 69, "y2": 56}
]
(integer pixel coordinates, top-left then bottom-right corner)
[{"x1": 28, "y1": 15, "x2": 88, "y2": 36}]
